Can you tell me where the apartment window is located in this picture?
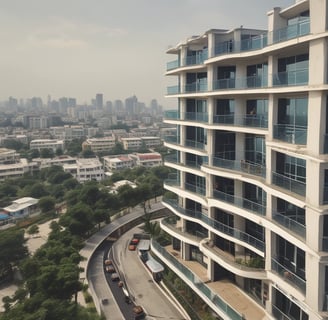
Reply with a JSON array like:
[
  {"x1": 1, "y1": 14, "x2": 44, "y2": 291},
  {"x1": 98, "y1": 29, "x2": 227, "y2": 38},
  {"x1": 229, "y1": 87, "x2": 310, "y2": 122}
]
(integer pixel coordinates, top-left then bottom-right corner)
[
  {"x1": 214, "y1": 131, "x2": 235, "y2": 159},
  {"x1": 246, "y1": 63, "x2": 268, "y2": 87},
  {"x1": 273, "y1": 288, "x2": 309, "y2": 320},
  {"x1": 278, "y1": 98, "x2": 308, "y2": 127},
  {"x1": 278, "y1": 54, "x2": 309, "y2": 73},
  {"x1": 245, "y1": 134, "x2": 266, "y2": 165},
  {"x1": 276, "y1": 153, "x2": 306, "y2": 183}
]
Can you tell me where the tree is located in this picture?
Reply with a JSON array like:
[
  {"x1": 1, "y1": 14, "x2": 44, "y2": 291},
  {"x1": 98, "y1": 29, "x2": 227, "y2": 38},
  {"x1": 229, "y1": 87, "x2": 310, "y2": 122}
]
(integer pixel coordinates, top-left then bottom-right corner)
[
  {"x1": 0, "y1": 229, "x2": 28, "y2": 280},
  {"x1": 38, "y1": 196, "x2": 56, "y2": 213},
  {"x1": 27, "y1": 224, "x2": 39, "y2": 237},
  {"x1": 40, "y1": 148, "x2": 54, "y2": 159}
]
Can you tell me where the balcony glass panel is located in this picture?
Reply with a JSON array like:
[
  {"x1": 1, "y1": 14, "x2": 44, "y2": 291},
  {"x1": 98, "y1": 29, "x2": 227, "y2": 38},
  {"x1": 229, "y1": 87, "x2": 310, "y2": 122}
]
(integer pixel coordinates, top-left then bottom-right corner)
[
  {"x1": 213, "y1": 76, "x2": 267, "y2": 90},
  {"x1": 167, "y1": 59, "x2": 180, "y2": 71},
  {"x1": 163, "y1": 198, "x2": 264, "y2": 252},
  {"x1": 214, "y1": 40, "x2": 234, "y2": 56},
  {"x1": 185, "y1": 139, "x2": 206, "y2": 150},
  {"x1": 185, "y1": 182, "x2": 206, "y2": 196},
  {"x1": 167, "y1": 85, "x2": 180, "y2": 95},
  {"x1": 272, "y1": 211, "x2": 306, "y2": 239},
  {"x1": 272, "y1": 172, "x2": 306, "y2": 197},
  {"x1": 164, "y1": 110, "x2": 179, "y2": 120},
  {"x1": 273, "y1": 125, "x2": 307, "y2": 145},
  {"x1": 240, "y1": 34, "x2": 267, "y2": 51},
  {"x1": 212, "y1": 156, "x2": 266, "y2": 178},
  {"x1": 164, "y1": 153, "x2": 179, "y2": 165},
  {"x1": 164, "y1": 135, "x2": 180, "y2": 144},
  {"x1": 152, "y1": 240, "x2": 244, "y2": 320},
  {"x1": 185, "y1": 112, "x2": 209, "y2": 123},
  {"x1": 272, "y1": 69, "x2": 308, "y2": 86},
  {"x1": 185, "y1": 79, "x2": 208, "y2": 93},
  {"x1": 213, "y1": 190, "x2": 266, "y2": 216},
  {"x1": 271, "y1": 20, "x2": 310, "y2": 44},
  {"x1": 185, "y1": 50, "x2": 208, "y2": 66},
  {"x1": 323, "y1": 186, "x2": 328, "y2": 204},
  {"x1": 271, "y1": 258, "x2": 306, "y2": 293}
]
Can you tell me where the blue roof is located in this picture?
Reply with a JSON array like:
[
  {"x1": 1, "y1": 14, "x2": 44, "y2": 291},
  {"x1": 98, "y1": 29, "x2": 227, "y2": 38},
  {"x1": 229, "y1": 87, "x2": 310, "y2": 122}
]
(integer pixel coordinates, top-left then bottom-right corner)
[{"x1": 0, "y1": 213, "x2": 9, "y2": 220}]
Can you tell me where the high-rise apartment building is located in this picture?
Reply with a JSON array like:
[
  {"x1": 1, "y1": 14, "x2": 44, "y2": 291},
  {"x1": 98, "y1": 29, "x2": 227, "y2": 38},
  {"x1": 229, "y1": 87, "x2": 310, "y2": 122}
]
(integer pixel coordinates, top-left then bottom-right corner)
[
  {"x1": 156, "y1": 1, "x2": 328, "y2": 319},
  {"x1": 96, "y1": 93, "x2": 103, "y2": 109}
]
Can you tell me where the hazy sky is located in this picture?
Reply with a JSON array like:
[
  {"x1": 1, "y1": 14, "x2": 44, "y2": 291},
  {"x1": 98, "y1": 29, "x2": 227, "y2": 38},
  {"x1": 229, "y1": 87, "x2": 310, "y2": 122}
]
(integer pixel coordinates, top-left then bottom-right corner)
[{"x1": 0, "y1": 0, "x2": 294, "y2": 108}]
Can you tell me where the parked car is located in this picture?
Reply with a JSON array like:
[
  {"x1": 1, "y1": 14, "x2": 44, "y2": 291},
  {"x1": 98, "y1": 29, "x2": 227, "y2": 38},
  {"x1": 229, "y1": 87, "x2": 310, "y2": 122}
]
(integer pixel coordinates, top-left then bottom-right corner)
[
  {"x1": 111, "y1": 273, "x2": 120, "y2": 281},
  {"x1": 106, "y1": 265, "x2": 115, "y2": 273}
]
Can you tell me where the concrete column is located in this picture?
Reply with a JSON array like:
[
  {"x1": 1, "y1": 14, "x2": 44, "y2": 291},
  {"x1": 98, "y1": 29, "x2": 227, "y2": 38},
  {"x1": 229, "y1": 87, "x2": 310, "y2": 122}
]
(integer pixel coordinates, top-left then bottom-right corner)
[
  {"x1": 267, "y1": 7, "x2": 285, "y2": 44},
  {"x1": 208, "y1": 97, "x2": 214, "y2": 125},
  {"x1": 235, "y1": 132, "x2": 245, "y2": 162},
  {"x1": 207, "y1": 129, "x2": 214, "y2": 166},
  {"x1": 309, "y1": 0, "x2": 328, "y2": 34},
  {"x1": 180, "y1": 98, "x2": 186, "y2": 120},
  {"x1": 306, "y1": 159, "x2": 321, "y2": 207},
  {"x1": 309, "y1": 38, "x2": 328, "y2": 86},
  {"x1": 207, "y1": 64, "x2": 214, "y2": 91},
  {"x1": 306, "y1": 207, "x2": 321, "y2": 252},
  {"x1": 207, "y1": 32, "x2": 215, "y2": 58}
]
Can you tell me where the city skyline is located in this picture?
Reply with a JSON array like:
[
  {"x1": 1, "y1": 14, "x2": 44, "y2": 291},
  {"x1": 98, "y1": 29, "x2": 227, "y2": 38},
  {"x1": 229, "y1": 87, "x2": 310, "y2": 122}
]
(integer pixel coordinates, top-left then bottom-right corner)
[{"x1": 0, "y1": 0, "x2": 293, "y2": 108}]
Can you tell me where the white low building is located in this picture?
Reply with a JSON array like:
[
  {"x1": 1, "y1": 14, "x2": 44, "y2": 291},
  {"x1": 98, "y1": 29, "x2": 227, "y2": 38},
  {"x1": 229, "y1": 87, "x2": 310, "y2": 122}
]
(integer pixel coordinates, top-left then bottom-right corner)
[
  {"x1": 30, "y1": 139, "x2": 64, "y2": 152},
  {"x1": 103, "y1": 155, "x2": 134, "y2": 171},
  {"x1": 82, "y1": 136, "x2": 116, "y2": 153},
  {"x1": 129, "y1": 152, "x2": 162, "y2": 168},
  {"x1": 3, "y1": 197, "x2": 39, "y2": 218},
  {"x1": 63, "y1": 158, "x2": 104, "y2": 182}
]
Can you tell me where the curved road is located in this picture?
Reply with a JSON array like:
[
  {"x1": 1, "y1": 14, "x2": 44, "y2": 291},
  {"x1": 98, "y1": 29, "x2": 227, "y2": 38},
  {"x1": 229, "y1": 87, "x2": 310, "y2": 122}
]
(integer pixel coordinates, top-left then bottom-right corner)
[{"x1": 112, "y1": 225, "x2": 187, "y2": 320}]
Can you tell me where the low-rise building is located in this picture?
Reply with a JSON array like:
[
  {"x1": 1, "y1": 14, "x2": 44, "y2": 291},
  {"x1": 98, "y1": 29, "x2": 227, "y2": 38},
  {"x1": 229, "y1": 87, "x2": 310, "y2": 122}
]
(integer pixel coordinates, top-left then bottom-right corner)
[
  {"x1": 103, "y1": 155, "x2": 134, "y2": 171},
  {"x1": 82, "y1": 136, "x2": 116, "y2": 153},
  {"x1": 3, "y1": 197, "x2": 39, "y2": 219},
  {"x1": 129, "y1": 152, "x2": 162, "y2": 168},
  {"x1": 30, "y1": 139, "x2": 64, "y2": 152},
  {"x1": 63, "y1": 158, "x2": 104, "y2": 182}
]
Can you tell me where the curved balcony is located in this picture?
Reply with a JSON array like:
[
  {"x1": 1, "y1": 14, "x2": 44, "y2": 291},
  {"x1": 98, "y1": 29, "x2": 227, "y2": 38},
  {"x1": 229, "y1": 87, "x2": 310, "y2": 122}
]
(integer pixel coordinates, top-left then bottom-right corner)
[
  {"x1": 200, "y1": 240, "x2": 266, "y2": 279},
  {"x1": 211, "y1": 20, "x2": 309, "y2": 59},
  {"x1": 213, "y1": 114, "x2": 268, "y2": 129},
  {"x1": 213, "y1": 189, "x2": 266, "y2": 217},
  {"x1": 271, "y1": 257, "x2": 306, "y2": 294},
  {"x1": 185, "y1": 112, "x2": 209, "y2": 123},
  {"x1": 151, "y1": 240, "x2": 245, "y2": 320},
  {"x1": 167, "y1": 85, "x2": 180, "y2": 95},
  {"x1": 185, "y1": 182, "x2": 206, "y2": 196},
  {"x1": 272, "y1": 172, "x2": 306, "y2": 197},
  {"x1": 272, "y1": 211, "x2": 306, "y2": 239},
  {"x1": 212, "y1": 156, "x2": 266, "y2": 178},
  {"x1": 273, "y1": 124, "x2": 307, "y2": 145},
  {"x1": 163, "y1": 135, "x2": 180, "y2": 145},
  {"x1": 167, "y1": 59, "x2": 180, "y2": 71},
  {"x1": 185, "y1": 139, "x2": 206, "y2": 151},
  {"x1": 161, "y1": 217, "x2": 203, "y2": 245},
  {"x1": 185, "y1": 80, "x2": 208, "y2": 93},
  {"x1": 163, "y1": 198, "x2": 265, "y2": 253}
]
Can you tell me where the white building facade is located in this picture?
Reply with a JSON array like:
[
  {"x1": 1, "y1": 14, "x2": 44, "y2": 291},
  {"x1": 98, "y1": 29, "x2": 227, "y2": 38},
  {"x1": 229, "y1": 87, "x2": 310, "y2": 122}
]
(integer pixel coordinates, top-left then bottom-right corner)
[{"x1": 157, "y1": 1, "x2": 328, "y2": 320}]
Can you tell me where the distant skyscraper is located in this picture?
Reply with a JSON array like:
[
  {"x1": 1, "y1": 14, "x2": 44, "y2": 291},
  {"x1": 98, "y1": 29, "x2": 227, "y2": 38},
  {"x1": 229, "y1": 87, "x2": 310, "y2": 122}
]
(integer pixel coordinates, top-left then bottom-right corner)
[
  {"x1": 96, "y1": 93, "x2": 103, "y2": 109},
  {"x1": 125, "y1": 95, "x2": 138, "y2": 114}
]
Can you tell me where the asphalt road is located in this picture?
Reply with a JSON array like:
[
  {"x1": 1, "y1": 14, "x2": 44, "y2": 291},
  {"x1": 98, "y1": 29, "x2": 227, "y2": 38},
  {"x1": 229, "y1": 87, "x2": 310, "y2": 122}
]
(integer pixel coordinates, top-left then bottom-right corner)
[{"x1": 111, "y1": 225, "x2": 187, "y2": 320}]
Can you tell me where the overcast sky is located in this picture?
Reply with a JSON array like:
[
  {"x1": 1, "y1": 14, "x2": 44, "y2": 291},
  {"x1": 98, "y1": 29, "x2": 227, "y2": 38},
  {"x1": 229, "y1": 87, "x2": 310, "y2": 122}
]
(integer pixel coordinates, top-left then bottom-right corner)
[{"x1": 0, "y1": 0, "x2": 294, "y2": 108}]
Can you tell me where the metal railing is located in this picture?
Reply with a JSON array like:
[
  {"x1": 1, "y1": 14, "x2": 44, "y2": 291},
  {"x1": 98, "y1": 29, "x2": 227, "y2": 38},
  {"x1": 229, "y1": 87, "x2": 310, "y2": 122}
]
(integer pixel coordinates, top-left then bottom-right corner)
[
  {"x1": 163, "y1": 198, "x2": 265, "y2": 252},
  {"x1": 271, "y1": 257, "x2": 306, "y2": 294},
  {"x1": 213, "y1": 189, "x2": 266, "y2": 216},
  {"x1": 212, "y1": 156, "x2": 266, "y2": 178},
  {"x1": 272, "y1": 211, "x2": 306, "y2": 239},
  {"x1": 272, "y1": 172, "x2": 306, "y2": 197}
]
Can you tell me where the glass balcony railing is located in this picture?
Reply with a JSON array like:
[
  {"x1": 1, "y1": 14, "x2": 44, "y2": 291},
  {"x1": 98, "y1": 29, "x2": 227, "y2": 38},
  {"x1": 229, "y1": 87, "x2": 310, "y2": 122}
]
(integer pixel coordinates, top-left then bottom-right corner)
[
  {"x1": 166, "y1": 59, "x2": 180, "y2": 71},
  {"x1": 214, "y1": 41, "x2": 234, "y2": 56},
  {"x1": 273, "y1": 124, "x2": 307, "y2": 145},
  {"x1": 240, "y1": 34, "x2": 268, "y2": 51},
  {"x1": 164, "y1": 135, "x2": 180, "y2": 145},
  {"x1": 185, "y1": 139, "x2": 206, "y2": 150},
  {"x1": 271, "y1": 258, "x2": 306, "y2": 294},
  {"x1": 212, "y1": 114, "x2": 268, "y2": 128},
  {"x1": 272, "y1": 172, "x2": 306, "y2": 197},
  {"x1": 163, "y1": 198, "x2": 265, "y2": 252},
  {"x1": 185, "y1": 158, "x2": 204, "y2": 169},
  {"x1": 167, "y1": 85, "x2": 180, "y2": 95},
  {"x1": 213, "y1": 75, "x2": 267, "y2": 90},
  {"x1": 164, "y1": 153, "x2": 179, "y2": 165},
  {"x1": 213, "y1": 189, "x2": 266, "y2": 216},
  {"x1": 185, "y1": 182, "x2": 206, "y2": 196},
  {"x1": 212, "y1": 156, "x2": 266, "y2": 178},
  {"x1": 185, "y1": 112, "x2": 209, "y2": 123},
  {"x1": 152, "y1": 240, "x2": 244, "y2": 320},
  {"x1": 272, "y1": 69, "x2": 308, "y2": 86},
  {"x1": 185, "y1": 80, "x2": 208, "y2": 93},
  {"x1": 185, "y1": 50, "x2": 208, "y2": 66},
  {"x1": 323, "y1": 186, "x2": 328, "y2": 205},
  {"x1": 163, "y1": 177, "x2": 180, "y2": 187},
  {"x1": 271, "y1": 20, "x2": 310, "y2": 44},
  {"x1": 164, "y1": 110, "x2": 179, "y2": 120},
  {"x1": 272, "y1": 211, "x2": 306, "y2": 239},
  {"x1": 322, "y1": 236, "x2": 328, "y2": 252}
]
